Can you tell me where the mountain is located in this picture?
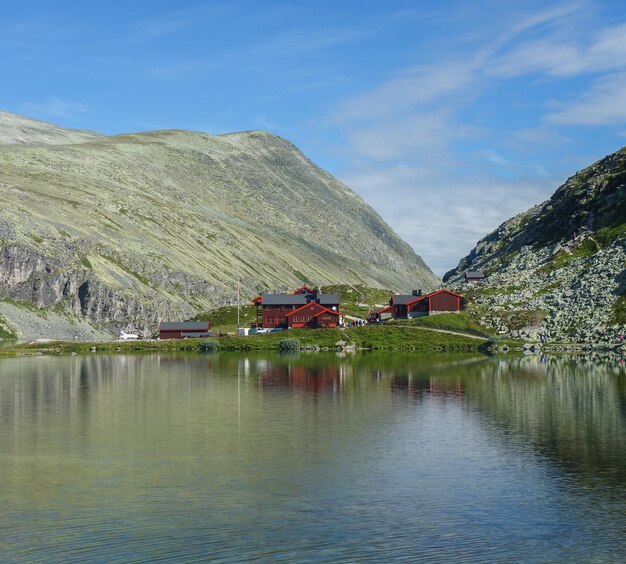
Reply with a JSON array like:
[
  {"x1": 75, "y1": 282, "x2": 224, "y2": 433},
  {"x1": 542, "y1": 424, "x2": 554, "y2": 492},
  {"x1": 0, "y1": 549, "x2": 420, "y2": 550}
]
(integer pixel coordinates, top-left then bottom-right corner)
[
  {"x1": 444, "y1": 147, "x2": 626, "y2": 343},
  {"x1": 0, "y1": 111, "x2": 438, "y2": 340},
  {"x1": 0, "y1": 111, "x2": 101, "y2": 146}
]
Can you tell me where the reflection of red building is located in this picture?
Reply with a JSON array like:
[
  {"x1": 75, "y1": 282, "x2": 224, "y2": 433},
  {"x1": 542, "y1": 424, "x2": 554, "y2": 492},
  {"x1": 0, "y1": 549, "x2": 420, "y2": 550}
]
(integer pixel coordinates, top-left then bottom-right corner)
[
  {"x1": 252, "y1": 286, "x2": 341, "y2": 329},
  {"x1": 261, "y1": 363, "x2": 341, "y2": 393}
]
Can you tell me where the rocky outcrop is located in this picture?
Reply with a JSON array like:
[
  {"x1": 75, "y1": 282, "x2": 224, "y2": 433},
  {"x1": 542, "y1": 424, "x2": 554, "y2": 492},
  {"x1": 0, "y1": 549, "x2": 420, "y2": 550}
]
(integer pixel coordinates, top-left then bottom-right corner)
[
  {"x1": 0, "y1": 112, "x2": 438, "y2": 339},
  {"x1": 446, "y1": 147, "x2": 626, "y2": 343}
]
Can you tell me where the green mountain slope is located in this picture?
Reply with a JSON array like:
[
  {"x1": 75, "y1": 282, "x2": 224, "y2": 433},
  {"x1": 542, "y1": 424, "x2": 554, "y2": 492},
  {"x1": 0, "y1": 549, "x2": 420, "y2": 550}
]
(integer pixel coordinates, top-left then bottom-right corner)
[{"x1": 0, "y1": 112, "x2": 438, "y2": 338}]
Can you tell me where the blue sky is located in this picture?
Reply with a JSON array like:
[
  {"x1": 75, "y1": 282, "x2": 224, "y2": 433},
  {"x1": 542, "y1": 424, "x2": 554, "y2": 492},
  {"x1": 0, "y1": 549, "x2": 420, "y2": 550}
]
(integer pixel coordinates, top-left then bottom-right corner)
[{"x1": 3, "y1": 0, "x2": 626, "y2": 275}]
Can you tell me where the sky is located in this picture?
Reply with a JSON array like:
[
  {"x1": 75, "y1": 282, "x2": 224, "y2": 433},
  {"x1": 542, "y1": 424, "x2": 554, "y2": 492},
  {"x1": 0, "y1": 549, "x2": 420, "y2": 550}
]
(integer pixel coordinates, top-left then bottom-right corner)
[{"x1": 2, "y1": 0, "x2": 626, "y2": 276}]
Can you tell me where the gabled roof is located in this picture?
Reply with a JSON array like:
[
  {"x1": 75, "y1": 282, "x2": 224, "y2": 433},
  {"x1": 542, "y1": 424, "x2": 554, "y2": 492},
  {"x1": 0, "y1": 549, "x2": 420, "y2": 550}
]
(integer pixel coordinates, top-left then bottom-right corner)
[
  {"x1": 377, "y1": 305, "x2": 393, "y2": 314},
  {"x1": 391, "y1": 288, "x2": 463, "y2": 307},
  {"x1": 465, "y1": 270, "x2": 484, "y2": 278},
  {"x1": 293, "y1": 284, "x2": 315, "y2": 294},
  {"x1": 285, "y1": 301, "x2": 339, "y2": 317},
  {"x1": 405, "y1": 289, "x2": 462, "y2": 307},
  {"x1": 391, "y1": 294, "x2": 421, "y2": 305},
  {"x1": 428, "y1": 288, "x2": 463, "y2": 298}
]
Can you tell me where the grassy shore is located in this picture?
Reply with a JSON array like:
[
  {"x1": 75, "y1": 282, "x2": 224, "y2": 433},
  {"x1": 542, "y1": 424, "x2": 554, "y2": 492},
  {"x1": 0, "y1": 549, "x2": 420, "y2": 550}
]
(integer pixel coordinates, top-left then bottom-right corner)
[{"x1": 0, "y1": 324, "x2": 491, "y2": 357}]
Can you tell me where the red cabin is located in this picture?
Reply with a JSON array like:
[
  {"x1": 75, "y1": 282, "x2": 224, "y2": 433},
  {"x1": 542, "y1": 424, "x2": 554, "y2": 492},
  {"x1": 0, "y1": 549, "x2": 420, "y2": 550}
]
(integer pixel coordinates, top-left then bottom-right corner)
[{"x1": 388, "y1": 289, "x2": 462, "y2": 319}]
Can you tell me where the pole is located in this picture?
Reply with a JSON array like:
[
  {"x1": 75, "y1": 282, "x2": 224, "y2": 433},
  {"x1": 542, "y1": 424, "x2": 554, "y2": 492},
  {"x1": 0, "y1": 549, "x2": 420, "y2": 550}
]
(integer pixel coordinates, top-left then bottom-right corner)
[{"x1": 237, "y1": 276, "x2": 240, "y2": 329}]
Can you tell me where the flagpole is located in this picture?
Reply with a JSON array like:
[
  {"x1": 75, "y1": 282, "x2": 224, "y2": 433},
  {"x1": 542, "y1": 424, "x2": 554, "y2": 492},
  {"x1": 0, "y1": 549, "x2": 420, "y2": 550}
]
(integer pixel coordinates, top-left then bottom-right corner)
[{"x1": 237, "y1": 276, "x2": 240, "y2": 329}]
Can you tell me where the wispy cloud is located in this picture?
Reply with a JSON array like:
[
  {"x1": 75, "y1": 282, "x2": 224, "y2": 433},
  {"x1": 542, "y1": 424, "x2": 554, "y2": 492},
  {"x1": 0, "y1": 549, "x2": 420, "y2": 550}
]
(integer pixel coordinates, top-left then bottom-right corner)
[
  {"x1": 254, "y1": 114, "x2": 288, "y2": 132},
  {"x1": 255, "y1": 26, "x2": 374, "y2": 55},
  {"x1": 22, "y1": 98, "x2": 88, "y2": 119},
  {"x1": 330, "y1": 2, "x2": 626, "y2": 274},
  {"x1": 335, "y1": 62, "x2": 477, "y2": 125},
  {"x1": 341, "y1": 165, "x2": 553, "y2": 275},
  {"x1": 546, "y1": 72, "x2": 626, "y2": 125}
]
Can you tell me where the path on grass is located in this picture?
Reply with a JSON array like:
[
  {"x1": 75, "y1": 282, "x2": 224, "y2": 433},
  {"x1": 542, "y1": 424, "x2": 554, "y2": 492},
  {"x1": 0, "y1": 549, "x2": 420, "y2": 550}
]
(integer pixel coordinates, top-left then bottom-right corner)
[{"x1": 400, "y1": 325, "x2": 489, "y2": 341}]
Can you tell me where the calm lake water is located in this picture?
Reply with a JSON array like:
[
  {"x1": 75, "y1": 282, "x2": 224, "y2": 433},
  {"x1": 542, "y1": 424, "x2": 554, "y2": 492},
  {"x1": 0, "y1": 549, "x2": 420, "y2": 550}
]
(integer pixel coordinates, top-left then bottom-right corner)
[{"x1": 0, "y1": 352, "x2": 625, "y2": 562}]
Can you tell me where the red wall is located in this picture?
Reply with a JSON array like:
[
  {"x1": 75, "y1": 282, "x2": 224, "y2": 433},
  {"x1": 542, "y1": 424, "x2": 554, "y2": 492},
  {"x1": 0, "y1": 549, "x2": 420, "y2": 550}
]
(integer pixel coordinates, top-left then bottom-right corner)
[
  {"x1": 262, "y1": 305, "x2": 294, "y2": 328},
  {"x1": 429, "y1": 292, "x2": 460, "y2": 312}
]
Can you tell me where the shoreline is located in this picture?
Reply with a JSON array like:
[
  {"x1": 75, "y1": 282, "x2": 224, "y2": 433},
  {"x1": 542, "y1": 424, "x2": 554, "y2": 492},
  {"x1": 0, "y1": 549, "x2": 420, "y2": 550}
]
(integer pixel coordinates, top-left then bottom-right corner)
[{"x1": 1, "y1": 325, "x2": 623, "y2": 358}]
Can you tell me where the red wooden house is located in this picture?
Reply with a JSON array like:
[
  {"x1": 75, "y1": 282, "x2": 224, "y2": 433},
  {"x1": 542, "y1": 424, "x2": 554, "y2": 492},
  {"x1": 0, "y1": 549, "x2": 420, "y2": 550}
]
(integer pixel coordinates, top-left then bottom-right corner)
[
  {"x1": 253, "y1": 286, "x2": 341, "y2": 329},
  {"x1": 376, "y1": 289, "x2": 462, "y2": 320}
]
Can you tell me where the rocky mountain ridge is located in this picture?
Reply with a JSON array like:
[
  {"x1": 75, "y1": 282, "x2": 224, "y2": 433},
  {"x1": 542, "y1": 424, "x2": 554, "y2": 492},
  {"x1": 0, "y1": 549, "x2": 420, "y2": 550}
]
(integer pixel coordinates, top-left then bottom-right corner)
[
  {"x1": 445, "y1": 147, "x2": 626, "y2": 343},
  {"x1": 0, "y1": 112, "x2": 437, "y2": 340}
]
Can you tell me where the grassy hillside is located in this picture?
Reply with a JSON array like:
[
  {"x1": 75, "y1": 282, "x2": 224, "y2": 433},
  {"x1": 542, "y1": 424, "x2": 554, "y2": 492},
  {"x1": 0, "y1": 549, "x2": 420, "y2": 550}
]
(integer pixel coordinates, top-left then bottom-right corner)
[{"x1": 0, "y1": 113, "x2": 438, "y2": 338}]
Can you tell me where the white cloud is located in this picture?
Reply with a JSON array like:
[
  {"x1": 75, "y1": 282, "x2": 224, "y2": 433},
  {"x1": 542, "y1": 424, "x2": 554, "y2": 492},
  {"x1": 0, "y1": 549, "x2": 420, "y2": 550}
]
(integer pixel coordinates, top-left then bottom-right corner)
[
  {"x1": 488, "y1": 21, "x2": 626, "y2": 78},
  {"x1": 329, "y1": 2, "x2": 626, "y2": 275},
  {"x1": 341, "y1": 165, "x2": 554, "y2": 275},
  {"x1": 22, "y1": 98, "x2": 88, "y2": 119},
  {"x1": 546, "y1": 73, "x2": 626, "y2": 125},
  {"x1": 335, "y1": 63, "x2": 476, "y2": 124}
]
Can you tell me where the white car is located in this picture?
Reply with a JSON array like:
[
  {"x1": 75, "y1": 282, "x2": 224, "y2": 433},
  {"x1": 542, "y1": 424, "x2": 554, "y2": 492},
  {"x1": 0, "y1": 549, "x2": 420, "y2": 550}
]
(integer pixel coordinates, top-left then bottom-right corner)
[{"x1": 118, "y1": 332, "x2": 139, "y2": 341}]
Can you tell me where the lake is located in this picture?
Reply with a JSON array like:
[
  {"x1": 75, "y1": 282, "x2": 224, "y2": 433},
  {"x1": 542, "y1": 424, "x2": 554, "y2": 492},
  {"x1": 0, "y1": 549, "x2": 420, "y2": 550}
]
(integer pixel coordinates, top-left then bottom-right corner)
[{"x1": 0, "y1": 352, "x2": 625, "y2": 562}]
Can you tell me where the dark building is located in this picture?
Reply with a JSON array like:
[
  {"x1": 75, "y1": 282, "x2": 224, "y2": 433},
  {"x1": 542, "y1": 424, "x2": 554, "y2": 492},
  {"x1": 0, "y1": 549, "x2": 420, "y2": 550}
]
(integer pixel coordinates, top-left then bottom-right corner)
[
  {"x1": 159, "y1": 321, "x2": 212, "y2": 340},
  {"x1": 464, "y1": 270, "x2": 485, "y2": 284}
]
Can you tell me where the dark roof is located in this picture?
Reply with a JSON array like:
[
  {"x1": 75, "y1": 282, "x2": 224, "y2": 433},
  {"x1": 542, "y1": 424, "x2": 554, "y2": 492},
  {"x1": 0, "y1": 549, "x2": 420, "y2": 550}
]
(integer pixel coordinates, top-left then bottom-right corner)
[
  {"x1": 391, "y1": 294, "x2": 423, "y2": 305},
  {"x1": 318, "y1": 293, "x2": 340, "y2": 305},
  {"x1": 261, "y1": 293, "x2": 340, "y2": 306},
  {"x1": 159, "y1": 322, "x2": 210, "y2": 331},
  {"x1": 262, "y1": 294, "x2": 307, "y2": 306},
  {"x1": 465, "y1": 270, "x2": 485, "y2": 278}
]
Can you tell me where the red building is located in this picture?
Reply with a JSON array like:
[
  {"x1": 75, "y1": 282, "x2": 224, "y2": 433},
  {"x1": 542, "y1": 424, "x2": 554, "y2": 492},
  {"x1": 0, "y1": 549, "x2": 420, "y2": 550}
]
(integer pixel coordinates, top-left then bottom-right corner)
[
  {"x1": 285, "y1": 301, "x2": 340, "y2": 329},
  {"x1": 253, "y1": 286, "x2": 341, "y2": 329},
  {"x1": 375, "y1": 289, "x2": 462, "y2": 320},
  {"x1": 159, "y1": 321, "x2": 211, "y2": 339}
]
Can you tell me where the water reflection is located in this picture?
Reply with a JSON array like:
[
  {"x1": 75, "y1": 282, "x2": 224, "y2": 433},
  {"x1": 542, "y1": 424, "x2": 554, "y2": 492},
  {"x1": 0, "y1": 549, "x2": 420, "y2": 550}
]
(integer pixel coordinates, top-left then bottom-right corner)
[{"x1": 0, "y1": 352, "x2": 625, "y2": 562}]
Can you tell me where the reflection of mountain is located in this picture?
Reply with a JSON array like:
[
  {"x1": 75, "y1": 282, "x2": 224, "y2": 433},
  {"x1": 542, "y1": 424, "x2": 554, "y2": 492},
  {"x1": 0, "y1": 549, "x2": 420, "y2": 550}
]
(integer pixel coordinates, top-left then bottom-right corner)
[
  {"x1": 1, "y1": 352, "x2": 624, "y2": 490},
  {"x1": 463, "y1": 356, "x2": 626, "y2": 483}
]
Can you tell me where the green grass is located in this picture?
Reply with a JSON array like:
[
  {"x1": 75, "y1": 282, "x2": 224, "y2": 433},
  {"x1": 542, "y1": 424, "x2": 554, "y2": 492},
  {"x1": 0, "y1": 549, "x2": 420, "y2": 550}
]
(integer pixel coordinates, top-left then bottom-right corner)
[
  {"x1": 320, "y1": 284, "x2": 393, "y2": 318},
  {"x1": 594, "y1": 223, "x2": 626, "y2": 248},
  {"x1": 101, "y1": 254, "x2": 152, "y2": 287},
  {"x1": 463, "y1": 285, "x2": 525, "y2": 301},
  {"x1": 0, "y1": 298, "x2": 48, "y2": 317},
  {"x1": 499, "y1": 309, "x2": 547, "y2": 331},
  {"x1": 392, "y1": 312, "x2": 494, "y2": 337},
  {"x1": 192, "y1": 304, "x2": 257, "y2": 332},
  {"x1": 81, "y1": 257, "x2": 93, "y2": 269},
  {"x1": 1, "y1": 325, "x2": 488, "y2": 357},
  {"x1": 0, "y1": 314, "x2": 17, "y2": 340}
]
